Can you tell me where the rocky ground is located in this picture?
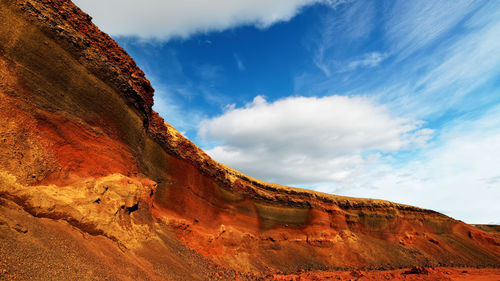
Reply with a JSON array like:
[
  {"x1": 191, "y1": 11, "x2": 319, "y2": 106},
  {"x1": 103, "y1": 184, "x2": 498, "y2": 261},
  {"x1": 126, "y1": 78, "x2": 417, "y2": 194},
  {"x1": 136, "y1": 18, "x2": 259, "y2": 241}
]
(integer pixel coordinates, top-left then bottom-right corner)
[{"x1": 272, "y1": 267, "x2": 500, "y2": 281}]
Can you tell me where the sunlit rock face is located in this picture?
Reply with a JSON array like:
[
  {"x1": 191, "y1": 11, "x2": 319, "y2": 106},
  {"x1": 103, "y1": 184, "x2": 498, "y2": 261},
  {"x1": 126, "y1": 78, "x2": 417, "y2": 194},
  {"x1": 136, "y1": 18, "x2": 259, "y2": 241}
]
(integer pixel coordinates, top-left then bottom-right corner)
[{"x1": 0, "y1": 1, "x2": 499, "y2": 280}]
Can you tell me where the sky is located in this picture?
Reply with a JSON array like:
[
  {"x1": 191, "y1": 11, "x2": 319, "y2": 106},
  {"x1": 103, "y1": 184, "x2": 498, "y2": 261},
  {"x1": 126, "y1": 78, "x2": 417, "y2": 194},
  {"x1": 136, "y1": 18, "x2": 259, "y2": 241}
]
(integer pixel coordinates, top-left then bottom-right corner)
[{"x1": 74, "y1": 0, "x2": 500, "y2": 224}]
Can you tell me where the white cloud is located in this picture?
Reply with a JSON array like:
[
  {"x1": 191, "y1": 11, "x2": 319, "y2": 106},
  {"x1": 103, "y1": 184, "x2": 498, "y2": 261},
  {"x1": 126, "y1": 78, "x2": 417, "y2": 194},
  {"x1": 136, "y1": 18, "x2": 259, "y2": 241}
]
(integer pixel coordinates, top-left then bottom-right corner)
[
  {"x1": 199, "y1": 95, "x2": 432, "y2": 185},
  {"x1": 336, "y1": 106, "x2": 500, "y2": 224},
  {"x1": 74, "y1": 0, "x2": 340, "y2": 40}
]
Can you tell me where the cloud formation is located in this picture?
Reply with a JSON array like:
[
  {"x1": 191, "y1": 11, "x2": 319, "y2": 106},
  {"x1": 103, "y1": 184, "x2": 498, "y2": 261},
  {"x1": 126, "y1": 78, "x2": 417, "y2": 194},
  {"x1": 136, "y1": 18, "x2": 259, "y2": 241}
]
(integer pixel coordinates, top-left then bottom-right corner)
[
  {"x1": 300, "y1": 0, "x2": 500, "y2": 121},
  {"x1": 337, "y1": 106, "x2": 500, "y2": 224},
  {"x1": 199, "y1": 95, "x2": 432, "y2": 185},
  {"x1": 380, "y1": 1, "x2": 500, "y2": 120},
  {"x1": 313, "y1": 0, "x2": 376, "y2": 76},
  {"x1": 74, "y1": 0, "x2": 338, "y2": 40},
  {"x1": 385, "y1": 0, "x2": 479, "y2": 60}
]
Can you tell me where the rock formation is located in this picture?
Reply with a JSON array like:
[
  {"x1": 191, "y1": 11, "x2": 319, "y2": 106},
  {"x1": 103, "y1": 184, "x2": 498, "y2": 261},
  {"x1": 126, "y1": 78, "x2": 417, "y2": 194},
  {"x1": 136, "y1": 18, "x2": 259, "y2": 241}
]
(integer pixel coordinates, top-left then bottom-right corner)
[{"x1": 0, "y1": 0, "x2": 499, "y2": 280}]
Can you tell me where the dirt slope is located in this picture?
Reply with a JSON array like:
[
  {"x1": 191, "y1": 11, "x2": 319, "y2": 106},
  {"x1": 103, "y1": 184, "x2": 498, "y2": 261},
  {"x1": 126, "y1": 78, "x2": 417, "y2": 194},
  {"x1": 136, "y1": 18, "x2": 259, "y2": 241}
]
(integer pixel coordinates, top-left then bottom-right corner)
[{"x1": 0, "y1": 0, "x2": 499, "y2": 280}]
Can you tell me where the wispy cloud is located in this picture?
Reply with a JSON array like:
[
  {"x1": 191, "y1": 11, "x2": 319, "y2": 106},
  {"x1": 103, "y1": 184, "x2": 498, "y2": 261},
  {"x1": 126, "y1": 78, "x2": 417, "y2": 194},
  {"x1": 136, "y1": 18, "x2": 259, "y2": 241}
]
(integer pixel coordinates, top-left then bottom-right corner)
[
  {"x1": 385, "y1": 0, "x2": 480, "y2": 60},
  {"x1": 316, "y1": 51, "x2": 387, "y2": 76},
  {"x1": 337, "y1": 52, "x2": 388, "y2": 73},
  {"x1": 380, "y1": 3, "x2": 500, "y2": 120},
  {"x1": 302, "y1": 0, "x2": 500, "y2": 121},
  {"x1": 233, "y1": 53, "x2": 246, "y2": 71},
  {"x1": 313, "y1": 0, "x2": 376, "y2": 76},
  {"x1": 347, "y1": 52, "x2": 386, "y2": 69}
]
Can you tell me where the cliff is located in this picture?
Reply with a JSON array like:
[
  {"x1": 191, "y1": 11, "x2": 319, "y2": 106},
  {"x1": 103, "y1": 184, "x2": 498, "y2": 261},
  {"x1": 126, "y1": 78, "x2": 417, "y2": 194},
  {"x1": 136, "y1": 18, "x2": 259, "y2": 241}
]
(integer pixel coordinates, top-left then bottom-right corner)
[{"x1": 0, "y1": 0, "x2": 499, "y2": 280}]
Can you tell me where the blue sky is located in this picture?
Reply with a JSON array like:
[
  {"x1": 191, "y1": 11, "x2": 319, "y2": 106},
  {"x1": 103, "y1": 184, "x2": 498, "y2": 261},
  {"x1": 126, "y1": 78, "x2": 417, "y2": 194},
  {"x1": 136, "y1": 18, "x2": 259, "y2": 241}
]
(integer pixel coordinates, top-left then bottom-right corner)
[{"x1": 75, "y1": 0, "x2": 500, "y2": 224}]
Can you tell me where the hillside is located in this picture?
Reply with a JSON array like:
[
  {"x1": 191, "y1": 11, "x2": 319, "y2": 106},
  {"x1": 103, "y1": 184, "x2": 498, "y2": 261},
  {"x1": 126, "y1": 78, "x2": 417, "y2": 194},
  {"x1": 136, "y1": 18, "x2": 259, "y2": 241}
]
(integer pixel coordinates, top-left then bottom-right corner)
[{"x1": 0, "y1": 0, "x2": 499, "y2": 280}]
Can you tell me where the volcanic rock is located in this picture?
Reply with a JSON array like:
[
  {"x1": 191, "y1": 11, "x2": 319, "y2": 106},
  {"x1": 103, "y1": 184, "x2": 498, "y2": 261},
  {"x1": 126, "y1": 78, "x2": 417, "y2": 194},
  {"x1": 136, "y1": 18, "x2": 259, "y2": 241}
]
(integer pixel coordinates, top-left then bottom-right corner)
[{"x1": 403, "y1": 266, "x2": 429, "y2": 275}]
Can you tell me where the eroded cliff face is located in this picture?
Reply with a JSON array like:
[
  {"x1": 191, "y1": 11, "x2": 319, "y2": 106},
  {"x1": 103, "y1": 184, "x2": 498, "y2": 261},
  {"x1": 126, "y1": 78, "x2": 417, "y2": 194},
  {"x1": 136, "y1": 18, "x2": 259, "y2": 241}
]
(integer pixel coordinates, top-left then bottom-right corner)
[{"x1": 0, "y1": 0, "x2": 499, "y2": 280}]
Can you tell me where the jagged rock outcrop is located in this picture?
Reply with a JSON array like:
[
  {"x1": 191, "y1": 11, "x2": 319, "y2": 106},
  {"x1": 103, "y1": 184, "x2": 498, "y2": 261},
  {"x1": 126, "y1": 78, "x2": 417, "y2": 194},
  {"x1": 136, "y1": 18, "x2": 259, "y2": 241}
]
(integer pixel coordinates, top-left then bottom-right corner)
[{"x1": 0, "y1": 0, "x2": 499, "y2": 280}]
